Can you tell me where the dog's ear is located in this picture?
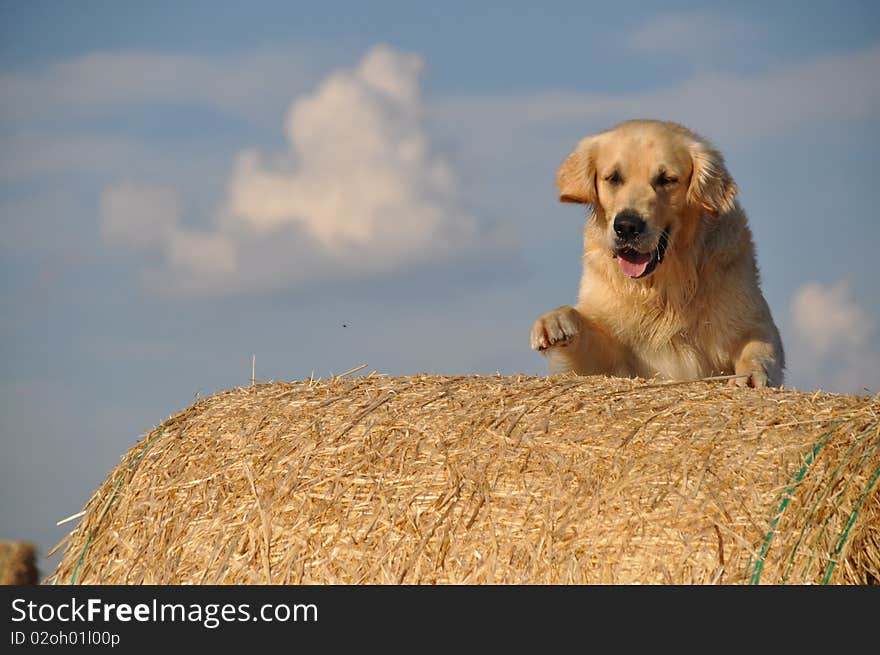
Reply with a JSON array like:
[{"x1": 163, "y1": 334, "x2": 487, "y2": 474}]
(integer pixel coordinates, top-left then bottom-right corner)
[
  {"x1": 557, "y1": 137, "x2": 598, "y2": 204},
  {"x1": 687, "y1": 138, "x2": 737, "y2": 215}
]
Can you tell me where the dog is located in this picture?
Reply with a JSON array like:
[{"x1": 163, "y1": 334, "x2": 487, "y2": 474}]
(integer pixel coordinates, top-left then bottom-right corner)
[{"x1": 530, "y1": 119, "x2": 784, "y2": 387}]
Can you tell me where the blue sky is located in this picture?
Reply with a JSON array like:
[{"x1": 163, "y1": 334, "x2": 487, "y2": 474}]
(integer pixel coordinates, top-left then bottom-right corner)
[{"x1": 2, "y1": 0, "x2": 879, "y2": 575}]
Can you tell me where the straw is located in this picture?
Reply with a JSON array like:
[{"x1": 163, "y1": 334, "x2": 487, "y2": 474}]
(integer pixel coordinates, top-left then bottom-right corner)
[{"x1": 49, "y1": 374, "x2": 880, "y2": 584}]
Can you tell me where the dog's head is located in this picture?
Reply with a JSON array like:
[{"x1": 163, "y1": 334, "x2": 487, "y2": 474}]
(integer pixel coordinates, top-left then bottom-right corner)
[{"x1": 557, "y1": 120, "x2": 737, "y2": 279}]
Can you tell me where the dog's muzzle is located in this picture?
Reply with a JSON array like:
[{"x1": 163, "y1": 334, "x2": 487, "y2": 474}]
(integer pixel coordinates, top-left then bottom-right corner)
[{"x1": 614, "y1": 225, "x2": 671, "y2": 279}]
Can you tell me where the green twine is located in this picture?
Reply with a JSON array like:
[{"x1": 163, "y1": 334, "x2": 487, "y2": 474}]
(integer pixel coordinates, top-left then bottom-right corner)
[
  {"x1": 781, "y1": 421, "x2": 879, "y2": 583},
  {"x1": 68, "y1": 427, "x2": 166, "y2": 584},
  {"x1": 747, "y1": 428, "x2": 835, "y2": 585},
  {"x1": 798, "y1": 422, "x2": 880, "y2": 583},
  {"x1": 69, "y1": 534, "x2": 92, "y2": 585},
  {"x1": 821, "y1": 465, "x2": 880, "y2": 585}
]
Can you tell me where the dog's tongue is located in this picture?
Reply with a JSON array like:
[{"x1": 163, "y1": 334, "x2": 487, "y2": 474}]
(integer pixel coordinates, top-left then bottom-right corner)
[{"x1": 617, "y1": 250, "x2": 653, "y2": 278}]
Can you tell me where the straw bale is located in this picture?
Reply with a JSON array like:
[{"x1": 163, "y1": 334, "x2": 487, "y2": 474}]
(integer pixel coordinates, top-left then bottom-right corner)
[
  {"x1": 0, "y1": 541, "x2": 38, "y2": 585},
  {"x1": 50, "y1": 374, "x2": 879, "y2": 584}
]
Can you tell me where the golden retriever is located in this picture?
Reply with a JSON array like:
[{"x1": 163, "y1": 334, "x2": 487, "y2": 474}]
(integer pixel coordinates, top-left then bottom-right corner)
[{"x1": 530, "y1": 119, "x2": 784, "y2": 387}]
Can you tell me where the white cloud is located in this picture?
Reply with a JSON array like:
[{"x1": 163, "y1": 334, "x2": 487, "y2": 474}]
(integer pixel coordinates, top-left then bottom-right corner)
[
  {"x1": 99, "y1": 179, "x2": 183, "y2": 252},
  {"x1": 787, "y1": 281, "x2": 880, "y2": 394},
  {"x1": 0, "y1": 46, "x2": 343, "y2": 183},
  {"x1": 624, "y1": 11, "x2": 760, "y2": 57},
  {"x1": 100, "y1": 45, "x2": 509, "y2": 298},
  {"x1": 99, "y1": 178, "x2": 238, "y2": 279},
  {"x1": 229, "y1": 44, "x2": 478, "y2": 256},
  {"x1": 791, "y1": 281, "x2": 871, "y2": 357},
  {"x1": 435, "y1": 44, "x2": 880, "y2": 151},
  {"x1": 0, "y1": 45, "x2": 331, "y2": 124}
]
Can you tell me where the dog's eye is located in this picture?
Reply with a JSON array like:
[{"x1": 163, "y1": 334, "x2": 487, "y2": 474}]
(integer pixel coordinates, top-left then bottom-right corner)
[
  {"x1": 655, "y1": 172, "x2": 678, "y2": 188},
  {"x1": 605, "y1": 171, "x2": 623, "y2": 186}
]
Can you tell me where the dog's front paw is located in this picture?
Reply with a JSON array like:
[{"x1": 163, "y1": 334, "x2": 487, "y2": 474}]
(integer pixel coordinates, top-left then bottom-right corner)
[
  {"x1": 530, "y1": 306, "x2": 582, "y2": 352},
  {"x1": 731, "y1": 341, "x2": 784, "y2": 388},
  {"x1": 728, "y1": 369, "x2": 769, "y2": 389}
]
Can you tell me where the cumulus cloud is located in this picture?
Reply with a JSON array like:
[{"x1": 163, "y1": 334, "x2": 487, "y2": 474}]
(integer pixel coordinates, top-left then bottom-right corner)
[
  {"x1": 0, "y1": 46, "x2": 342, "y2": 183},
  {"x1": 99, "y1": 178, "x2": 238, "y2": 278},
  {"x1": 99, "y1": 46, "x2": 508, "y2": 298},
  {"x1": 791, "y1": 282, "x2": 872, "y2": 357},
  {"x1": 787, "y1": 281, "x2": 880, "y2": 394},
  {"x1": 228, "y1": 45, "x2": 478, "y2": 258}
]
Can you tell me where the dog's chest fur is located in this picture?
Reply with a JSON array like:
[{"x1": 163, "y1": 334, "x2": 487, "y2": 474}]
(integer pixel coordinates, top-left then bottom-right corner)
[{"x1": 580, "y1": 264, "x2": 740, "y2": 379}]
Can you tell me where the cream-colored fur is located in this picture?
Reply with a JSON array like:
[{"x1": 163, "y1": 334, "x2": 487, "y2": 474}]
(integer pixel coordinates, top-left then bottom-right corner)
[{"x1": 530, "y1": 120, "x2": 784, "y2": 387}]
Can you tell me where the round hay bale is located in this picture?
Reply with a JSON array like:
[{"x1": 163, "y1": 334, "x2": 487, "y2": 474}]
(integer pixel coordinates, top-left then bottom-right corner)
[
  {"x1": 51, "y1": 375, "x2": 879, "y2": 584},
  {"x1": 0, "y1": 541, "x2": 39, "y2": 585}
]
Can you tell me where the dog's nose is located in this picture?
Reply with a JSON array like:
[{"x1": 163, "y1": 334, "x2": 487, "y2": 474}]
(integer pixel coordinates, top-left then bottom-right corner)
[{"x1": 613, "y1": 211, "x2": 646, "y2": 241}]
